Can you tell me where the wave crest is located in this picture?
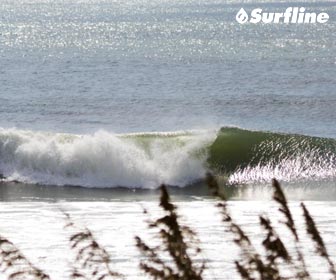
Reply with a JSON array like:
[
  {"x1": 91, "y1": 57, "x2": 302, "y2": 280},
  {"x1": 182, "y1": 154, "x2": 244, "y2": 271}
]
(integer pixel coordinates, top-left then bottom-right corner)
[{"x1": 0, "y1": 128, "x2": 214, "y2": 188}]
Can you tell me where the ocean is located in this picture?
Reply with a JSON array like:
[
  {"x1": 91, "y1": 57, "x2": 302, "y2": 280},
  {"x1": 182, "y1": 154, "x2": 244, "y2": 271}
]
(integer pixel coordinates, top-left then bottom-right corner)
[{"x1": 0, "y1": 0, "x2": 335, "y2": 279}]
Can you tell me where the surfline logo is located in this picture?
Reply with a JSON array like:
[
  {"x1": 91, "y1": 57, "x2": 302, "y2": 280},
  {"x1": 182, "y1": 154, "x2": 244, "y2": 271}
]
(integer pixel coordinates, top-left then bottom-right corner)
[{"x1": 236, "y1": 7, "x2": 329, "y2": 24}]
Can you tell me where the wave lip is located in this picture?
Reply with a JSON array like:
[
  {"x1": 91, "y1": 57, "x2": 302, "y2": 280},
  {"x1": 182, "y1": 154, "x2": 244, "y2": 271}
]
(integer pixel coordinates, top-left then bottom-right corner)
[{"x1": 0, "y1": 128, "x2": 215, "y2": 188}]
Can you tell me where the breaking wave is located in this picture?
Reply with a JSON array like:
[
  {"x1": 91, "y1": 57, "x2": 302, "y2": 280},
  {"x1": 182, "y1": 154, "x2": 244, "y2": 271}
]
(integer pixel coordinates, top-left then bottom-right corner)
[
  {"x1": 0, "y1": 128, "x2": 215, "y2": 188},
  {"x1": 0, "y1": 126, "x2": 336, "y2": 188}
]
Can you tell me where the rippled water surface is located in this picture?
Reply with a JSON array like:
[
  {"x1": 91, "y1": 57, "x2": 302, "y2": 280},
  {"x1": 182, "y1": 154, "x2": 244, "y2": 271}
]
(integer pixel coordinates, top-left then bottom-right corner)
[{"x1": 0, "y1": 0, "x2": 335, "y2": 136}]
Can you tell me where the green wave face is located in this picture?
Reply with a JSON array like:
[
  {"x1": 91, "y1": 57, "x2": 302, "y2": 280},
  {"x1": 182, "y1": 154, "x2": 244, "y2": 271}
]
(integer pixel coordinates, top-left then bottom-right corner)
[{"x1": 208, "y1": 127, "x2": 336, "y2": 174}]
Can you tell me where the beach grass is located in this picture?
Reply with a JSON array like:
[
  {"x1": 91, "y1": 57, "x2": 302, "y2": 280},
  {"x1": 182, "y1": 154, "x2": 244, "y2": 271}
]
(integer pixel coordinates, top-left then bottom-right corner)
[{"x1": 0, "y1": 176, "x2": 334, "y2": 280}]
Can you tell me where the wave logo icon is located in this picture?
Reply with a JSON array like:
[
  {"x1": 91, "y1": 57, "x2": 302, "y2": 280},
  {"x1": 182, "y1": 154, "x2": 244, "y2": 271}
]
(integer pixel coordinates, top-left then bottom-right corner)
[{"x1": 236, "y1": 8, "x2": 249, "y2": 24}]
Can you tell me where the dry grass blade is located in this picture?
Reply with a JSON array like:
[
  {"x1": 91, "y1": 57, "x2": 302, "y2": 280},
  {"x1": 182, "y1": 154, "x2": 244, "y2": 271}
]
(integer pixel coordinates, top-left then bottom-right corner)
[
  {"x1": 136, "y1": 184, "x2": 205, "y2": 280},
  {"x1": 301, "y1": 203, "x2": 336, "y2": 279},
  {"x1": 207, "y1": 173, "x2": 280, "y2": 280},
  {"x1": 230, "y1": 216, "x2": 280, "y2": 280},
  {"x1": 235, "y1": 261, "x2": 254, "y2": 280},
  {"x1": 272, "y1": 179, "x2": 298, "y2": 240},
  {"x1": 64, "y1": 212, "x2": 123, "y2": 280},
  {"x1": 230, "y1": 216, "x2": 283, "y2": 280},
  {"x1": 272, "y1": 179, "x2": 310, "y2": 279},
  {"x1": 206, "y1": 172, "x2": 226, "y2": 200},
  {"x1": 0, "y1": 235, "x2": 50, "y2": 280},
  {"x1": 260, "y1": 216, "x2": 290, "y2": 264}
]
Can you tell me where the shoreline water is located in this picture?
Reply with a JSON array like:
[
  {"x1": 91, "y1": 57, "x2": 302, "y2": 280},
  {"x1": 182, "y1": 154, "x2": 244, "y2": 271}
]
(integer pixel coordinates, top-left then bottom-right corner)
[
  {"x1": 2, "y1": 179, "x2": 336, "y2": 202},
  {"x1": 0, "y1": 199, "x2": 335, "y2": 280}
]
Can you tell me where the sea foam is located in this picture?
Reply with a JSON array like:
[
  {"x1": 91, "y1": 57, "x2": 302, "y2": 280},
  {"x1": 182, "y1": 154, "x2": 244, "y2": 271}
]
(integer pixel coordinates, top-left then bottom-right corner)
[{"x1": 0, "y1": 128, "x2": 214, "y2": 188}]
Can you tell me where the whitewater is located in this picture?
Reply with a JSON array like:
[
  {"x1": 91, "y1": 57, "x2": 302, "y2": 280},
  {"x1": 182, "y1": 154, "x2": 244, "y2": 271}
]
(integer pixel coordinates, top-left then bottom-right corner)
[{"x1": 0, "y1": 127, "x2": 215, "y2": 187}]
